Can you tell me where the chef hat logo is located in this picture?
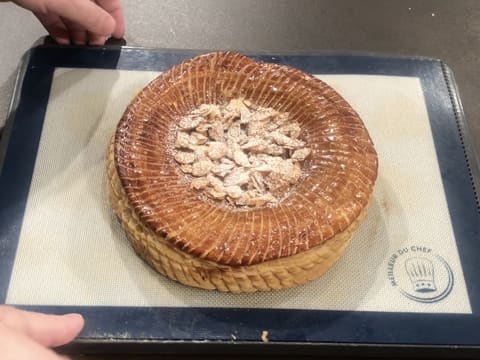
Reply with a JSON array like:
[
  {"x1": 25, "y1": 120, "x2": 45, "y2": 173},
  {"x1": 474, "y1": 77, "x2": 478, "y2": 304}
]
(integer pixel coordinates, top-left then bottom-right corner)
[{"x1": 404, "y1": 257, "x2": 437, "y2": 293}]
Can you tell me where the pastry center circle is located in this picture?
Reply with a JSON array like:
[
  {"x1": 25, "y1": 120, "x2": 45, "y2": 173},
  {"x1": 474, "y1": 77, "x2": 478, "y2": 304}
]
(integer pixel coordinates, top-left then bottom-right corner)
[{"x1": 173, "y1": 98, "x2": 311, "y2": 208}]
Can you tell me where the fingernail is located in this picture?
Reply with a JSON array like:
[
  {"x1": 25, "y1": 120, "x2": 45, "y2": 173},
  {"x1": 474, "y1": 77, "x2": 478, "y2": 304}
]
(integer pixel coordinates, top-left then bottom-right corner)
[
  {"x1": 65, "y1": 313, "x2": 84, "y2": 325},
  {"x1": 55, "y1": 37, "x2": 71, "y2": 45}
]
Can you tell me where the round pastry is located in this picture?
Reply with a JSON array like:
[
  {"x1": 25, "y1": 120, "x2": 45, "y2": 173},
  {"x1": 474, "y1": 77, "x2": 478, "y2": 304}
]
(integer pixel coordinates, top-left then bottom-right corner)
[{"x1": 107, "y1": 52, "x2": 378, "y2": 293}]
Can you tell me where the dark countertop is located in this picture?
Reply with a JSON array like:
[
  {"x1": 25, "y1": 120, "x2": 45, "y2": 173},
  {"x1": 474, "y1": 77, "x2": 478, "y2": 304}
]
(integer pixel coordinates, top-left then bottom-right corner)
[
  {"x1": 1, "y1": 1, "x2": 479, "y2": 358},
  {"x1": 2, "y1": 0, "x2": 479, "y2": 144}
]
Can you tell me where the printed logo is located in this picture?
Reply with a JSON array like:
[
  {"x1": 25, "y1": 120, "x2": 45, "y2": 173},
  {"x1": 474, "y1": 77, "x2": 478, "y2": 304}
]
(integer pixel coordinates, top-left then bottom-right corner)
[{"x1": 387, "y1": 246, "x2": 454, "y2": 303}]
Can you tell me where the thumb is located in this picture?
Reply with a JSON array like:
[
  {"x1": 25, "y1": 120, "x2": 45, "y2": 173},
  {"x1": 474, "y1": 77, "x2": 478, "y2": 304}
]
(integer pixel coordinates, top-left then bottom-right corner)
[
  {"x1": 0, "y1": 306, "x2": 84, "y2": 348},
  {"x1": 0, "y1": 322, "x2": 71, "y2": 360}
]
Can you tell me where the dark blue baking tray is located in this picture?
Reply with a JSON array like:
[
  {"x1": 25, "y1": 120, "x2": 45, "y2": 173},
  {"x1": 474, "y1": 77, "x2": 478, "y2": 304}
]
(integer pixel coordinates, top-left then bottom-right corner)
[{"x1": 0, "y1": 46, "x2": 479, "y2": 358}]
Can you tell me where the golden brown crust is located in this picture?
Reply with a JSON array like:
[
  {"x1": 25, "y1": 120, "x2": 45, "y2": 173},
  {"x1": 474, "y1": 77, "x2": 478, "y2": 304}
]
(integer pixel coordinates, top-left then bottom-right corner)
[
  {"x1": 114, "y1": 52, "x2": 378, "y2": 266},
  {"x1": 107, "y1": 140, "x2": 366, "y2": 292}
]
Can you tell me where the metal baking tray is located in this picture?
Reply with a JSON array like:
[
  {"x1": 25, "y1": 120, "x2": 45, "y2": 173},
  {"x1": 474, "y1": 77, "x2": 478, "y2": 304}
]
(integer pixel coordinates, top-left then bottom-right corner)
[{"x1": 0, "y1": 46, "x2": 479, "y2": 358}]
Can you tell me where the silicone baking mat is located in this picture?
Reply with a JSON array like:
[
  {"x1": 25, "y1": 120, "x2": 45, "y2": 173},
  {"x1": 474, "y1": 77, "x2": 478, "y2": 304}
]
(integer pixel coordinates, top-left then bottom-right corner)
[{"x1": 0, "y1": 47, "x2": 479, "y2": 356}]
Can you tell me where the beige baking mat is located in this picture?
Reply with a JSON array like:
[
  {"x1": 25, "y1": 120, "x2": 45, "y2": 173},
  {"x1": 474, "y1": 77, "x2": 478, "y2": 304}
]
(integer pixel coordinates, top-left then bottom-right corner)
[{"x1": 5, "y1": 68, "x2": 471, "y2": 313}]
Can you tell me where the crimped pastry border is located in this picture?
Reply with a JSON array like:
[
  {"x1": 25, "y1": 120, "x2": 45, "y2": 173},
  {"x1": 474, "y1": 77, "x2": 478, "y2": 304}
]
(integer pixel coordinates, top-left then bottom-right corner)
[{"x1": 107, "y1": 140, "x2": 366, "y2": 292}]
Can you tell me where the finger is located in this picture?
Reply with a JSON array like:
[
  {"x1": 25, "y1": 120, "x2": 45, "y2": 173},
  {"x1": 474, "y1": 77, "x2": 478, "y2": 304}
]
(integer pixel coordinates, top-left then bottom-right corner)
[
  {"x1": 0, "y1": 306, "x2": 84, "y2": 348},
  {"x1": 61, "y1": 17, "x2": 88, "y2": 45},
  {"x1": 95, "y1": 0, "x2": 125, "y2": 38},
  {"x1": 0, "y1": 323, "x2": 69, "y2": 360},
  {"x1": 88, "y1": 32, "x2": 108, "y2": 46},
  {"x1": 34, "y1": 12, "x2": 70, "y2": 44},
  {"x1": 45, "y1": 0, "x2": 116, "y2": 36}
]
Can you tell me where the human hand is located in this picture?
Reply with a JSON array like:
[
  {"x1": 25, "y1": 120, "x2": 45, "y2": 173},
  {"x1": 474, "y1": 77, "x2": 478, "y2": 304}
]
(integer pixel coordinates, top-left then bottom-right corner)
[
  {"x1": 0, "y1": 305, "x2": 84, "y2": 360},
  {"x1": 10, "y1": 0, "x2": 124, "y2": 45}
]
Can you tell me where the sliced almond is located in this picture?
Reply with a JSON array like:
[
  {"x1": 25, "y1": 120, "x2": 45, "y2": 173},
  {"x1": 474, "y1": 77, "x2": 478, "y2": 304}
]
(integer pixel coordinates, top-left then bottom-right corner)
[{"x1": 174, "y1": 151, "x2": 195, "y2": 164}]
